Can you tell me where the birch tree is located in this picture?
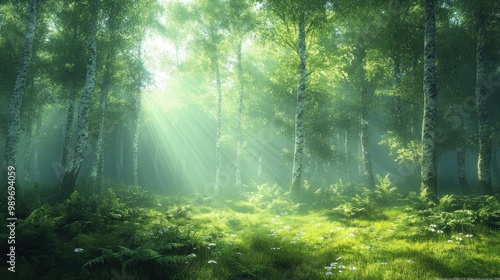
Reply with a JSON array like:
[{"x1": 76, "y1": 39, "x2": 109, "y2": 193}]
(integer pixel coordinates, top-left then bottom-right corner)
[
  {"x1": 421, "y1": 0, "x2": 438, "y2": 202},
  {"x1": 259, "y1": 0, "x2": 327, "y2": 198},
  {"x1": 3, "y1": 0, "x2": 37, "y2": 181},
  {"x1": 60, "y1": 0, "x2": 100, "y2": 199},
  {"x1": 474, "y1": 1, "x2": 492, "y2": 195}
]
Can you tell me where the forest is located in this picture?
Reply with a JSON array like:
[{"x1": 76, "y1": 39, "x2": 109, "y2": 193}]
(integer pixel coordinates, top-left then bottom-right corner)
[{"x1": 1, "y1": 0, "x2": 500, "y2": 279}]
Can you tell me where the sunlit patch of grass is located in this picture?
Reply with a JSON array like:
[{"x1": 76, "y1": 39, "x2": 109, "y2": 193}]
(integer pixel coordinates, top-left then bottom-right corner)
[{"x1": 177, "y1": 197, "x2": 500, "y2": 279}]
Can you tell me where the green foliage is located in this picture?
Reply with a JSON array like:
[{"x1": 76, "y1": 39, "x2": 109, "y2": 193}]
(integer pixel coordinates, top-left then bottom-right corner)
[
  {"x1": 379, "y1": 131, "x2": 421, "y2": 164},
  {"x1": 371, "y1": 174, "x2": 399, "y2": 204},
  {"x1": 111, "y1": 184, "x2": 155, "y2": 208},
  {"x1": 402, "y1": 194, "x2": 500, "y2": 235},
  {"x1": 244, "y1": 183, "x2": 299, "y2": 214}
]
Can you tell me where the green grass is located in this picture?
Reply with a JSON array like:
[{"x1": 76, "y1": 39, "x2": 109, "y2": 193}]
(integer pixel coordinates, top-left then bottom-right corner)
[
  {"x1": 177, "y1": 199, "x2": 499, "y2": 280},
  {"x1": 1, "y1": 187, "x2": 499, "y2": 279}
]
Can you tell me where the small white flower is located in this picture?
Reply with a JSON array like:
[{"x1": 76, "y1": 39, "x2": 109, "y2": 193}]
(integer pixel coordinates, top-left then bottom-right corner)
[
  {"x1": 380, "y1": 262, "x2": 388, "y2": 265},
  {"x1": 207, "y1": 243, "x2": 216, "y2": 247},
  {"x1": 208, "y1": 260, "x2": 217, "y2": 264},
  {"x1": 349, "y1": 233, "x2": 355, "y2": 237},
  {"x1": 430, "y1": 224, "x2": 437, "y2": 228},
  {"x1": 336, "y1": 256, "x2": 342, "y2": 260},
  {"x1": 187, "y1": 253, "x2": 197, "y2": 258},
  {"x1": 407, "y1": 260, "x2": 414, "y2": 264},
  {"x1": 325, "y1": 271, "x2": 333, "y2": 275},
  {"x1": 325, "y1": 266, "x2": 333, "y2": 271},
  {"x1": 74, "y1": 248, "x2": 84, "y2": 253},
  {"x1": 349, "y1": 266, "x2": 356, "y2": 271},
  {"x1": 330, "y1": 262, "x2": 338, "y2": 267},
  {"x1": 465, "y1": 234, "x2": 473, "y2": 238},
  {"x1": 448, "y1": 240, "x2": 454, "y2": 243},
  {"x1": 429, "y1": 228, "x2": 436, "y2": 232},
  {"x1": 437, "y1": 230, "x2": 444, "y2": 234}
]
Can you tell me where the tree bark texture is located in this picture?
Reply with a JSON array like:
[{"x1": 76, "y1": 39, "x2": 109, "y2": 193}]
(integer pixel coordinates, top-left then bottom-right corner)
[
  {"x1": 360, "y1": 86, "x2": 375, "y2": 189},
  {"x1": 61, "y1": 86, "x2": 77, "y2": 173},
  {"x1": 421, "y1": 0, "x2": 438, "y2": 202},
  {"x1": 475, "y1": 9, "x2": 492, "y2": 195},
  {"x1": 3, "y1": 0, "x2": 37, "y2": 179},
  {"x1": 60, "y1": 0, "x2": 99, "y2": 199},
  {"x1": 456, "y1": 145, "x2": 469, "y2": 193},
  {"x1": 90, "y1": 50, "x2": 113, "y2": 191},
  {"x1": 214, "y1": 57, "x2": 222, "y2": 195},
  {"x1": 235, "y1": 39, "x2": 243, "y2": 188},
  {"x1": 290, "y1": 12, "x2": 306, "y2": 198}
]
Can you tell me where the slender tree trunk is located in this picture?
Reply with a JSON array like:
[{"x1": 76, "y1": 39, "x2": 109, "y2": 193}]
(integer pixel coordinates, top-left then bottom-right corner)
[
  {"x1": 290, "y1": 12, "x2": 306, "y2": 198},
  {"x1": 475, "y1": 9, "x2": 492, "y2": 195},
  {"x1": 23, "y1": 120, "x2": 33, "y2": 182},
  {"x1": 33, "y1": 117, "x2": 41, "y2": 181},
  {"x1": 90, "y1": 50, "x2": 113, "y2": 192},
  {"x1": 131, "y1": 39, "x2": 146, "y2": 187},
  {"x1": 132, "y1": 108, "x2": 141, "y2": 186},
  {"x1": 214, "y1": 57, "x2": 222, "y2": 195},
  {"x1": 393, "y1": 57, "x2": 404, "y2": 137},
  {"x1": 3, "y1": 0, "x2": 37, "y2": 183},
  {"x1": 257, "y1": 129, "x2": 263, "y2": 181},
  {"x1": 60, "y1": 0, "x2": 99, "y2": 199},
  {"x1": 456, "y1": 145, "x2": 469, "y2": 193},
  {"x1": 61, "y1": 85, "x2": 77, "y2": 173},
  {"x1": 421, "y1": 0, "x2": 438, "y2": 202},
  {"x1": 116, "y1": 127, "x2": 124, "y2": 182},
  {"x1": 360, "y1": 85, "x2": 375, "y2": 189},
  {"x1": 235, "y1": 39, "x2": 243, "y2": 188},
  {"x1": 345, "y1": 130, "x2": 352, "y2": 181}
]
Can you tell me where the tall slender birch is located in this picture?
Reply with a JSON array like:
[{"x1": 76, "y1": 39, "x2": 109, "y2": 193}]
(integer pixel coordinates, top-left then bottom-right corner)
[
  {"x1": 60, "y1": 0, "x2": 100, "y2": 199},
  {"x1": 421, "y1": 0, "x2": 438, "y2": 202},
  {"x1": 290, "y1": 12, "x2": 306, "y2": 197},
  {"x1": 475, "y1": 6, "x2": 492, "y2": 195},
  {"x1": 235, "y1": 39, "x2": 243, "y2": 188},
  {"x1": 3, "y1": 0, "x2": 37, "y2": 179}
]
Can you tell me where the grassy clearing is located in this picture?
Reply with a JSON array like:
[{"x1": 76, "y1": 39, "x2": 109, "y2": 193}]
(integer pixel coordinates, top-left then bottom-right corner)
[
  {"x1": 1, "y1": 184, "x2": 498, "y2": 279},
  {"x1": 179, "y1": 199, "x2": 500, "y2": 280}
]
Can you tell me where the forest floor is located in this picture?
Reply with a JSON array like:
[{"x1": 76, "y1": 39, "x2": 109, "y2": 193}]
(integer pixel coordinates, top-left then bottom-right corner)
[{"x1": 1, "y1": 184, "x2": 499, "y2": 279}]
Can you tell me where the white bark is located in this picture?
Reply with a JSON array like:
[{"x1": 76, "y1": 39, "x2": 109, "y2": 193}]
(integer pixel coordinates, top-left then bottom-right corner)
[
  {"x1": 290, "y1": 12, "x2": 306, "y2": 198},
  {"x1": 475, "y1": 9, "x2": 492, "y2": 194},
  {"x1": 421, "y1": 0, "x2": 438, "y2": 201},
  {"x1": 3, "y1": 0, "x2": 37, "y2": 175},
  {"x1": 235, "y1": 39, "x2": 243, "y2": 188},
  {"x1": 60, "y1": 0, "x2": 99, "y2": 199},
  {"x1": 214, "y1": 57, "x2": 222, "y2": 195}
]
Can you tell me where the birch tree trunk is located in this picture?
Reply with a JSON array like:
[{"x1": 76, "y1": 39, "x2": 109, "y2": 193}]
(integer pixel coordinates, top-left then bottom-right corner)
[
  {"x1": 360, "y1": 85, "x2": 375, "y2": 189},
  {"x1": 24, "y1": 120, "x2": 33, "y2": 182},
  {"x1": 235, "y1": 39, "x2": 243, "y2": 188},
  {"x1": 345, "y1": 130, "x2": 352, "y2": 181},
  {"x1": 475, "y1": 9, "x2": 492, "y2": 195},
  {"x1": 61, "y1": 86, "x2": 77, "y2": 172},
  {"x1": 60, "y1": 0, "x2": 99, "y2": 199},
  {"x1": 456, "y1": 145, "x2": 469, "y2": 193},
  {"x1": 290, "y1": 12, "x2": 306, "y2": 198},
  {"x1": 257, "y1": 129, "x2": 263, "y2": 180},
  {"x1": 132, "y1": 100, "x2": 141, "y2": 186},
  {"x1": 421, "y1": 0, "x2": 438, "y2": 202},
  {"x1": 90, "y1": 51, "x2": 113, "y2": 192},
  {"x1": 213, "y1": 56, "x2": 222, "y2": 195},
  {"x1": 3, "y1": 0, "x2": 37, "y2": 180},
  {"x1": 132, "y1": 43, "x2": 144, "y2": 187}
]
